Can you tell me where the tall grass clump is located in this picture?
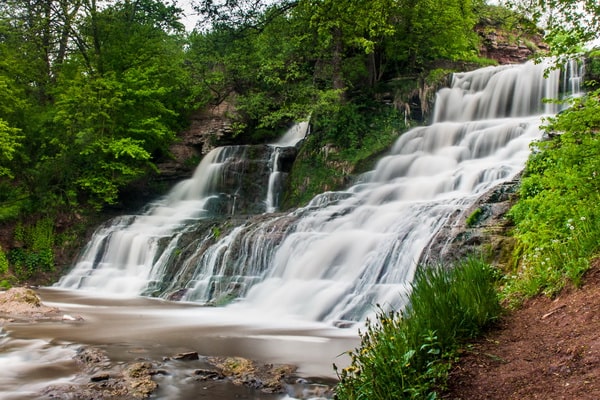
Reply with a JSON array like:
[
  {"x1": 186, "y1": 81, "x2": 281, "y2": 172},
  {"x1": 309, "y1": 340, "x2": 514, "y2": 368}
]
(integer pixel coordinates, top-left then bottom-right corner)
[
  {"x1": 335, "y1": 258, "x2": 501, "y2": 399},
  {"x1": 505, "y1": 89, "x2": 600, "y2": 303}
]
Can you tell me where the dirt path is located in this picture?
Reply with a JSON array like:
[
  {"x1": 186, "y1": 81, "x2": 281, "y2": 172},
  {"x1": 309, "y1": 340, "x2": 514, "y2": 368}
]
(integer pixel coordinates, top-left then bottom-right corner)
[{"x1": 443, "y1": 259, "x2": 600, "y2": 400}]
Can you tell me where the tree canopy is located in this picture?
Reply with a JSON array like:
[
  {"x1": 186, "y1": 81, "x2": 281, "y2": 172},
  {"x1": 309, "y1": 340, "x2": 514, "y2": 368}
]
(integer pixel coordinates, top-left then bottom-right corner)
[
  {"x1": 4, "y1": 0, "x2": 594, "y2": 218},
  {"x1": 504, "y1": 0, "x2": 600, "y2": 57},
  {"x1": 0, "y1": 0, "x2": 197, "y2": 212}
]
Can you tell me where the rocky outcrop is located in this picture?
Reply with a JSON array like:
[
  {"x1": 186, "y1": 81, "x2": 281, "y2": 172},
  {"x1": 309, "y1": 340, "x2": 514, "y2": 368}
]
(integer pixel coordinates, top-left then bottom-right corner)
[
  {"x1": 150, "y1": 211, "x2": 300, "y2": 303},
  {"x1": 0, "y1": 287, "x2": 62, "y2": 323},
  {"x1": 156, "y1": 102, "x2": 238, "y2": 182},
  {"x1": 477, "y1": 25, "x2": 548, "y2": 65},
  {"x1": 420, "y1": 176, "x2": 520, "y2": 268}
]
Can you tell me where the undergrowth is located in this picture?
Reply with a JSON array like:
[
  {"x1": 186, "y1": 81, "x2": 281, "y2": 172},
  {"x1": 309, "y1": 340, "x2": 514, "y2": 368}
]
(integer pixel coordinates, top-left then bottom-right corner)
[
  {"x1": 284, "y1": 105, "x2": 406, "y2": 208},
  {"x1": 504, "y1": 89, "x2": 600, "y2": 304},
  {"x1": 335, "y1": 258, "x2": 501, "y2": 399}
]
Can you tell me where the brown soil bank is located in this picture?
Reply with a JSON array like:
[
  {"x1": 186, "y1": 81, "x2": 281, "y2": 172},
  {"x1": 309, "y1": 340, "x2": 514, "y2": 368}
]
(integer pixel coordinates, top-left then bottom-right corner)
[{"x1": 443, "y1": 259, "x2": 600, "y2": 400}]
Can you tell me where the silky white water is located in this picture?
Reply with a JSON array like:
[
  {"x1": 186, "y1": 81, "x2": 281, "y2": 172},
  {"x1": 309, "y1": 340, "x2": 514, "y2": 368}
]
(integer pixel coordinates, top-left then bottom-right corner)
[{"x1": 58, "y1": 60, "x2": 577, "y2": 324}]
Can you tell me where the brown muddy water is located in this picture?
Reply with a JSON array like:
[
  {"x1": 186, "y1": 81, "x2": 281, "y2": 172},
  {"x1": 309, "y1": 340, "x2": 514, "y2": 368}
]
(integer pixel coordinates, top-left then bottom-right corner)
[{"x1": 0, "y1": 288, "x2": 358, "y2": 399}]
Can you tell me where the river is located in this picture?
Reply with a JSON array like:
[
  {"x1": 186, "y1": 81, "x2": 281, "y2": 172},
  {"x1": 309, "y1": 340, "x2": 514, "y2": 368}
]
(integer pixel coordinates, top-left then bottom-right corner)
[{"x1": 1, "y1": 288, "x2": 356, "y2": 399}]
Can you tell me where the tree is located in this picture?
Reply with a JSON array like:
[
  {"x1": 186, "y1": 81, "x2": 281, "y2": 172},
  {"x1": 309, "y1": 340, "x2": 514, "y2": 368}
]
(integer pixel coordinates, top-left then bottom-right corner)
[
  {"x1": 504, "y1": 0, "x2": 600, "y2": 57},
  {"x1": 0, "y1": 119, "x2": 22, "y2": 179},
  {"x1": 43, "y1": 0, "x2": 191, "y2": 208},
  {"x1": 0, "y1": 0, "x2": 193, "y2": 211},
  {"x1": 0, "y1": 0, "x2": 84, "y2": 101}
]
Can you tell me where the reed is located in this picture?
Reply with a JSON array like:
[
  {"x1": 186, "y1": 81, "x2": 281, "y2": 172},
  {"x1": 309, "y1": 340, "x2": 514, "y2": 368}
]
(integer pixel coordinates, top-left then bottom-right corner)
[{"x1": 335, "y1": 257, "x2": 501, "y2": 399}]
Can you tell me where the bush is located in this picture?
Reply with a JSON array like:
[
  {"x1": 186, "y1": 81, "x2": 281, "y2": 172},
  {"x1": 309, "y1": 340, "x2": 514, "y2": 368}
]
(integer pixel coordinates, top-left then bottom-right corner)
[
  {"x1": 335, "y1": 258, "x2": 501, "y2": 399},
  {"x1": 8, "y1": 217, "x2": 56, "y2": 281},
  {"x1": 505, "y1": 89, "x2": 600, "y2": 302},
  {"x1": 0, "y1": 246, "x2": 8, "y2": 275}
]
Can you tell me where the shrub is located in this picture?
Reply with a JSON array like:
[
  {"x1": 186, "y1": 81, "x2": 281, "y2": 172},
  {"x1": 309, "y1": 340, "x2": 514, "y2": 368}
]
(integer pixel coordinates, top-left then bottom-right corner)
[
  {"x1": 505, "y1": 89, "x2": 600, "y2": 302},
  {"x1": 8, "y1": 217, "x2": 56, "y2": 281},
  {"x1": 0, "y1": 246, "x2": 8, "y2": 275}
]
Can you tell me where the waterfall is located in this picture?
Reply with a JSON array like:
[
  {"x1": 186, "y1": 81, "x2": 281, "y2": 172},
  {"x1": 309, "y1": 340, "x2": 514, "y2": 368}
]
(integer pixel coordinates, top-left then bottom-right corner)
[
  {"x1": 265, "y1": 122, "x2": 309, "y2": 212},
  {"x1": 58, "y1": 60, "x2": 577, "y2": 324}
]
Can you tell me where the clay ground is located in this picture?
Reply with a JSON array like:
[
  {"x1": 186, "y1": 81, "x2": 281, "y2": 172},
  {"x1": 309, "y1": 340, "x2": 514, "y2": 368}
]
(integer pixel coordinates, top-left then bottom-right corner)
[{"x1": 443, "y1": 258, "x2": 600, "y2": 400}]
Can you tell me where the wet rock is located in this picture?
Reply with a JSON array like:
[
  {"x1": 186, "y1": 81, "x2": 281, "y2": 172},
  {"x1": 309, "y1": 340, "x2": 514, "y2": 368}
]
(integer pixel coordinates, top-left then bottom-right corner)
[
  {"x1": 0, "y1": 288, "x2": 62, "y2": 322},
  {"x1": 41, "y1": 347, "x2": 160, "y2": 399},
  {"x1": 194, "y1": 368, "x2": 225, "y2": 380},
  {"x1": 90, "y1": 373, "x2": 110, "y2": 382},
  {"x1": 172, "y1": 351, "x2": 200, "y2": 361},
  {"x1": 75, "y1": 347, "x2": 111, "y2": 371},
  {"x1": 126, "y1": 362, "x2": 158, "y2": 399},
  {"x1": 208, "y1": 356, "x2": 297, "y2": 394},
  {"x1": 420, "y1": 176, "x2": 520, "y2": 267}
]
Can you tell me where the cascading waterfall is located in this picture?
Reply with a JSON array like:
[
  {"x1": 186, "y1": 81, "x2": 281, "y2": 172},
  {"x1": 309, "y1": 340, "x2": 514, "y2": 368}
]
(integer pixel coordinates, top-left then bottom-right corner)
[
  {"x1": 58, "y1": 60, "x2": 580, "y2": 324},
  {"x1": 59, "y1": 145, "x2": 271, "y2": 293}
]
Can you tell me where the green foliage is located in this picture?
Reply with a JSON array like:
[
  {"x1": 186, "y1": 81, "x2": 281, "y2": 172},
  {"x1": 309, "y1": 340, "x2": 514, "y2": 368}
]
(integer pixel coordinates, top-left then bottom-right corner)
[
  {"x1": 505, "y1": 89, "x2": 600, "y2": 302},
  {"x1": 387, "y1": 0, "x2": 479, "y2": 70},
  {"x1": 284, "y1": 106, "x2": 404, "y2": 208},
  {"x1": 211, "y1": 225, "x2": 222, "y2": 239},
  {"x1": 8, "y1": 218, "x2": 56, "y2": 280},
  {"x1": 0, "y1": 119, "x2": 23, "y2": 178},
  {"x1": 0, "y1": 0, "x2": 193, "y2": 213},
  {"x1": 506, "y1": 0, "x2": 599, "y2": 61},
  {"x1": 190, "y1": 0, "x2": 484, "y2": 143},
  {"x1": 476, "y1": 3, "x2": 539, "y2": 34},
  {"x1": 466, "y1": 208, "x2": 483, "y2": 227},
  {"x1": 0, "y1": 246, "x2": 9, "y2": 275},
  {"x1": 0, "y1": 181, "x2": 28, "y2": 222},
  {"x1": 585, "y1": 51, "x2": 600, "y2": 89},
  {"x1": 335, "y1": 258, "x2": 501, "y2": 399},
  {"x1": 0, "y1": 73, "x2": 26, "y2": 179}
]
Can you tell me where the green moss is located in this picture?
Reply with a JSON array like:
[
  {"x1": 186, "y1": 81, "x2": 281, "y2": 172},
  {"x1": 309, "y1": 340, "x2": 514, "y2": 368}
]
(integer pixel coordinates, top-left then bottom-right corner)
[
  {"x1": 283, "y1": 105, "x2": 407, "y2": 208},
  {"x1": 466, "y1": 208, "x2": 483, "y2": 227}
]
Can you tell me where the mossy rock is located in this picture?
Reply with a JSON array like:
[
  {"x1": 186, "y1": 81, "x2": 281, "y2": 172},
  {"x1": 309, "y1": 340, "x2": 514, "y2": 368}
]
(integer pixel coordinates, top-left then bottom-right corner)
[{"x1": 0, "y1": 287, "x2": 41, "y2": 306}]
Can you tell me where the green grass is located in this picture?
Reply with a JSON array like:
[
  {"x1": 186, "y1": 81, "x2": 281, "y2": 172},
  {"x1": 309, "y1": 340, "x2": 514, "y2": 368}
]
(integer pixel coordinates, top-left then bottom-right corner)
[{"x1": 335, "y1": 257, "x2": 501, "y2": 399}]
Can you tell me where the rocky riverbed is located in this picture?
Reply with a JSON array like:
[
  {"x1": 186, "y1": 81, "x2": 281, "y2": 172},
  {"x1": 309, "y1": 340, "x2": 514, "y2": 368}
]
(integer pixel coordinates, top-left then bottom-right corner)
[{"x1": 0, "y1": 288, "x2": 342, "y2": 400}]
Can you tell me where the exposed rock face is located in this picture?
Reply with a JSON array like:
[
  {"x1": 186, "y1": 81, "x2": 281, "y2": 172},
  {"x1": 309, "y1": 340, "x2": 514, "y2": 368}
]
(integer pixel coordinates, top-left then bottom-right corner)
[
  {"x1": 420, "y1": 176, "x2": 520, "y2": 268},
  {"x1": 156, "y1": 102, "x2": 237, "y2": 182},
  {"x1": 477, "y1": 25, "x2": 548, "y2": 65}
]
